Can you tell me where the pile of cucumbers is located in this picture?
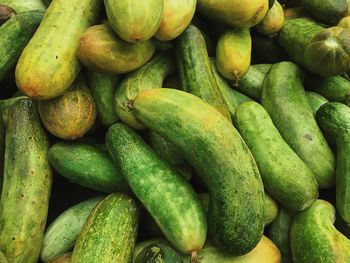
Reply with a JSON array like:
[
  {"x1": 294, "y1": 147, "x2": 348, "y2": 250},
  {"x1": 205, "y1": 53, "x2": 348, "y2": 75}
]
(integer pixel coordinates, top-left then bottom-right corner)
[{"x1": 1, "y1": 0, "x2": 350, "y2": 262}]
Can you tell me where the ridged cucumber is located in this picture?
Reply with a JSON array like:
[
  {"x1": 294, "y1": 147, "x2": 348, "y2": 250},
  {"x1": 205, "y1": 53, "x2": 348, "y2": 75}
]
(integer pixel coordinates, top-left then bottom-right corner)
[
  {"x1": 132, "y1": 88, "x2": 265, "y2": 255},
  {"x1": 306, "y1": 91, "x2": 329, "y2": 117}
]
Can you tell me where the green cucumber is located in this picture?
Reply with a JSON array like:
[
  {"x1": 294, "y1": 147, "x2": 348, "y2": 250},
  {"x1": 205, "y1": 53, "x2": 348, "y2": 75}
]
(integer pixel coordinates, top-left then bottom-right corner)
[
  {"x1": 253, "y1": 64, "x2": 272, "y2": 74},
  {"x1": 0, "y1": 10, "x2": 43, "y2": 82},
  {"x1": 48, "y1": 253, "x2": 71, "y2": 263},
  {"x1": 261, "y1": 61, "x2": 335, "y2": 189},
  {"x1": 316, "y1": 102, "x2": 350, "y2": 223},
  {"x1": 176, "y1": 24, "x2": 231, "y2": 120},
  {"x1": 133, "y1": 239, "x2": 174, "y2": 261},
  {"x1": 234, "y1": 101, "x2": 318, "y2": 211},
  {"x1": 290, "y1": 199, "x2": 350, "y2": 262},
  {"x1": 256, "y1": 0, "x2": 284, "y2": 35},
  {"x1": 306, "y1": 91, "x2": 329, "y2": 116},
  {"x1": 41, "y1": 197, "x2": 103, "y2": 262},
  {"x1": 106, "y1": 123, "x2": 206, "y2": 256},
  {"x1": 87, "y1": 71, "x2": 119, "y2": 127},
  {"x1": 0, "y1": 98, "x2": 52, "y2": 263},
  {"x1": 0, "y1": 96, "x2": 27, "y2": 125},
  {"x1": 115, "y1": 52, "x2": 174, "y2": 130},
  {"x1": 0, "y1": 0, "x2": 45, "y2": 13},
  {"x1": 15, "y1": 0, "x2": 101, "y2": 99},
  {"x1": 132, "y1": 88, "x2": 265, "y2": 255},
  {"x1": 71, "y1": 194, "x2": 139, "y2": 263},
  {"x1": 236, "y1": 65, "x2": 267, "y2": 100},
  {"x1": 0, "y1": 115, "x2": 4, "y2": 195},
  {"x1": 48, "y1": 142, "x2": 129, "y2": 193},
  {"x1": 0, "y1": 4, "x2": 15, "y2": 25},
  {"x1": 264, "y1": 194, "x2": 279, "y2": 226},
  {"x1": 278, "y1": 18, "x2": 350, "y2": 76},
  {"x1": 0, "y1": 252, "x2": 6, "y2": 263},
  {"x1": 134, "y1": 243, "x2": 183, "y2": 263}
]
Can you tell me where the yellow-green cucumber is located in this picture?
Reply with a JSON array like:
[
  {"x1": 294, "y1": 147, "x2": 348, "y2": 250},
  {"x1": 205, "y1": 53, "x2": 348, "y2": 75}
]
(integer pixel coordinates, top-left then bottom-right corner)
[
  {"x1": 15, "y1": 0, "x2": 101, "y2": 99},
  {"x1": 264, "y1": 194, "x2": 279, "y2": 226},
  {"x1": 0, "y1": 98, "x2": 52, "y2": 263},
  {"x1": 256, "y1": 0, "x2": 284, "y2": 35},
  {"x1": 0, "y1": 251, "x2": 7, "y2": 263},
  {"x1": 132, "y1": 88, "x2": 265, "y2": 255},
  {"x1": 0, "y1": 0, "x2": 45, "y2": 13}
]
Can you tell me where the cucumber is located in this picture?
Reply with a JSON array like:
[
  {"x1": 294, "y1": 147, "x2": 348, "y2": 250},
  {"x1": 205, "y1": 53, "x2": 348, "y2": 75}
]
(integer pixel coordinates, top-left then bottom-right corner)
[
  {"x1": 176, "y1": 24, "x2": 231, "y2": 120},
  {"x1": 87, "y1": 71, "x2": 119, "y2": 127},
  {"x1": 338, "y1": 16, "x2": 350, "y2": 28},
  {"x1": 115, "y1": 52, "x2": 174, "y2": 130},
  {"x1": 0, "y1": 115, "x2": 4, "y2": 195},
  {"x1": 106, "y1": 123, "x2": 206, "y2": 256},
  {"x1": 48, "y1": 142, "x2": 129, "y2": 193},
  {"x1": 316, "y1": 102, "x2": 350, "y2": 223},
  {"x1": 0, "y1": 0, "x2": 45, "y2": 13},
  {"x1": 284, "y1": 7, "x2": 308, "y2": 19},
  {"x1": 278, "y1": 18, "x2": 350, "y2": 76},
  {"x1": 133, "y1": 239, "x2": 174, "y2": 261},
  {"x1": 267, "y1": 208, "x2": 294, "y2": 263},
  {"x1": 0, "y1": 251, "x2": 7, "y2": 263},
  {"x1": 48, "y1": 253, "x2": 71, "y2": 263},
  {"x1": 78, "y1": 23, "x2": 156, "y2": 75},
  {"x1": 290, "y1": 199, "x2": 350, "y2": 262},
  {"x1": 0, "y1": 10, "x2": 43, "y2": 82},
  {"x1": 0, "y1": 96, "x2": 27, "y2": 125},
  {"x1": 38, "y1": 77, "x2": 97, "y2": 140},
  {"x1": 134, "y1": 243, "x2": 183, "y2": 263},
  {"x1": 306, "y1": 91, "x2": 329, "y2": 116},
  {"x1": 301, "y1": 0, "x2": 348, "y2": 25},
  {"x1": 15, "y1": 0, "x2": 101, "y2": 99},
  {"x1": 264, "y1": 194, "x2": 279, "y2": 226},
  {"x1": 0, "y1": 4, "x2": 15, "y2": 25},
  {"x1": 104, "y1": 0, "x2": 163, "y2": 43},
  {"x1": 71, "y1": 194, "x2": 139, "y2": 263},
  {"x1": 234, "y1": 101, "x2": 318, "y2": 211},
  {"x1": 216, "y1": 28, "x2": 252, "y2": 83},
  {"x1": 155, "y1": 0, "x2": 196, "y2": 41},
  {"x1": 253, "y1": 63, "x2": 272, "y2": 74},
  {"x1": 41, "y1": 197, "x2": 103, "y2": 262},
  {"x1": 261, "y1": 62, "x2": 335, "y2": 189},
  {"x1": 0, "y1": 98, "x2": 52, "y2": 263},
  {"x1": 256, "y1": 0, "x2": 284, "y2": 36},
  {"x1": 132, "y1": 88, "x2": 265, "y2": 255}
]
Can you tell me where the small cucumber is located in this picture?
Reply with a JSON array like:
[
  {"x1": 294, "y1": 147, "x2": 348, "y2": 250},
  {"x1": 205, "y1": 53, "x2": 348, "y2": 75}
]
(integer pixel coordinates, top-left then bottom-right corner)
[
  {"x1": 236, "y1": 65, "x2": 267, "y2": 100},
  {"x1": 306, "y1": 91, "x2": 329, "y2": 117},
  {"x1": 264, "y1": 194, "x2": 279, "y2": 226},
  {"x1": 256, "y1": 0, "x2": 284, "y2": 36},
  {"x1": 0, "y1": 0, "x2": 45, "y2": 13},
  {"x1": 71, "y1": 194, "x2": 139, "y2": 263},
  {"x1": 48, "y1": 253, "x2": 71, "y2": 263},
  {"x1": 41, "y1": 197, "x2": 103, "y2": 262},
  {"x1": 106, "y1": 123, "x2": 206, "y2": 255}
]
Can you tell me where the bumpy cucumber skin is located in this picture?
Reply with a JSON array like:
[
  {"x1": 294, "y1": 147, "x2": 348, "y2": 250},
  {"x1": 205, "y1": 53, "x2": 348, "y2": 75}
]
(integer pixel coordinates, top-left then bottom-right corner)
[
  {"x1": 176, "y1": 24, "x2": 231, "y2": 120},
  {"x1": 0, "y1": 10, "x2": 43, "y2": 82},
  {"x1": 306, "y1": 91, "x2": 329, "y2": 117},
  {"x1": 115, "y1": 53, "x2": 174, "y2": 130},
  {"x1": 261, "y1": 62, "x2": 335, "y2": 189},
  {"x1": 71, "y1": 194, "x2": 139, "y2": 263},
  {"x1": 316, "y1": 102, "x2": 350, "y2": 223},
  {"x1": 15, "y1": 0, "x2": 101, "y2": 99},
  {"x1": 132, "y1": 88, "x2": 265, "y2": 255},
  {"x1": 290, "y1": 200, "x2": 350, "y2": 263},
  {"x1": 41, "y1": 197, "x2": 103, "y2": 262},
  {"x1": 104, "y1": 0, "x2": 163, "y2": 43},
  {"x1": 234, "y1": 101, "x2": 318, "y2": 211},
  {"x1": 106, "y1": 123, "x2": 206, "y2": 254},
  {"x1": 0, "y1": 0, "x2": 46, "y2": 13},
  {"x1": 0, "y1": 98, "x2": 52, "y2": 263},
  {"x1": 48, "y1": 142, "x2": 129, "y2": 193},
  {"x1": 88, "y1": 71, "x2": 119, "y2": 127}
]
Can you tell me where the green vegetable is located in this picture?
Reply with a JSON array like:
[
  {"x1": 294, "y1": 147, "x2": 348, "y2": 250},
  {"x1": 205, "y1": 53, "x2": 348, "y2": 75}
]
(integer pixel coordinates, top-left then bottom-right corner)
[
  {"x1": 256, "y1": 1, "x2": 284, "y2": 35},
  {"x1": 0, "y1": 4, "x2": 15, "y2": 25},
  {"x1": 306, "y1": 91, "x2": 329, "y2": 116},
  {"x1": 0, "y1": 0, "x2": 45, "y2": 13}
]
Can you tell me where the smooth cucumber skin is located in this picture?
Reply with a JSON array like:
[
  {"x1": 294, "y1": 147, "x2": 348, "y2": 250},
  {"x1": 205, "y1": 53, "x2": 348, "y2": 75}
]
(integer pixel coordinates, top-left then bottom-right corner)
[
  {"x1": 132, "y1": 88, "x2": 265, "y2": 255},
  {"x1": 237, "y1": 65, "x2": 267, "y2": 100},
  {"x1": 15, "y1": 0, "x2": 101, "y2": 99},
  {"x1": 71, "y1": 194, "x2": 139, "y2": 263},
  {"x1": 134, "y1": 242, "x2": 183, "y2": 263},
  {"x1": 261, "y1": 62, "x2": 335, "y2": 189},
  {"x1": 88, "y1": 71, "x2": 119, "y2": 128},
  {"x1": 338, "y1": 16, "x2": 350, "y2": 28},
  {"x1": 0, "y1": 251, "x2": 7, "y2": 263},
  {"x1": 155, "y1": 0, "x2": 196, "y2": 41},
  {"x1": 0, "y1": 10, "x2": 43, "y2": 82},
  {"x1": 306, "y1": 91, "x2": 329, "y2": 117},
  {"x1": 106, "y1": 123, "x2": 206, "y2": 254},
  {"x1": 253, "y1": 63, "x2": 272, "y2": 74},
  {"x1": 256, "y1": 0, "x2": 284, "y2": 35},
  {"x1": 41, "y1": 197, "x2": 103, "y2": 262},
  {"x1": 264, "y1": 194, "x2": 278, "y2": 226},
  {"x1": 290, "y1": 199, "x2": 350, "y2": 263},
  {"x1": 316, "y1": 102, "x2": 350, "y2": 223},
  {"x1": 176, "y1": 24, "x2": 231, "y2": 120},
  {"x1": 216, "y1": 28, "x2": 252, "y2": 82},
  {"x1": 0, "y1": 98, "x2": 52, "y2": 263},
  {"x1": 104, "y1": 0, "x2": 163, "y2": 43},
  {"x1": 234, "y1": 101, "x2": 318, "y2": 211},
  {"x1": 48, "y1": 142, "x2": 129, "y2": 193},
  {"x1": 115, "y1": 53, "x2": 174, "y2": 130},
  {"x1": 0, "y1": 0, "x2": 45, "y2": 13}
]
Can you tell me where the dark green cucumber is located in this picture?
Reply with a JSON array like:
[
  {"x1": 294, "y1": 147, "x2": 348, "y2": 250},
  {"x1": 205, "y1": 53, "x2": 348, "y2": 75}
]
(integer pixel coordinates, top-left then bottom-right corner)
[
  {"x1": 0, "y1": 10, "x2": 43, "y2": 82},
  {"x1": 301, "y1": 0, "x2": 348, "y2": 25},
  {"x1": 106, "y1": 123, "x2": 206, "y2": 255},
  {"x1": 278, "y1": 18, "x2": 350, "y2": 76},
  {"x1": 88, "y1": 71, "x2": 119, "y2": 127},
  {"x1": 71, "y1": 193, "x2": 139, "y2": 263},
  {"x1": 134, "y1": 242, "x2": 183, "y2": 263},
  {"x1": 41, "y1": 197, "x2": 103, "y2": 262},
  {"x1": 267, "y1": 208, "x2": 294, "y2": 263},
  {"x1": 176, "y1": 24, "x2": 231, "y2": 120},
  {"x1": 234, "y1": 101, "x2": 318, "y2": 211},
  {"x1": 133, "y1": 239, "x2": 175, "y2": 261},
  {"x1": 132, "y1": 88, "x2": 265, "y2": 255},
  {"x1": 0, "y1": 4, "x2": 15, "y2": 25},
  {"x1": 48, "y1": 142, "x2": 128, "y2": 193},
  {"x1": 306, "y1": 91, "x2": 329, "y2": 116},
  {"x1": 316, "y1": 102, "x2": 350, "y2": 223},
  {"x1": 290, "y1": 199, "x2": 350, "y2": 262},
  {"x1": 115, "y1": 52, "x2": 174, "y2": 130},
  {"x1": 0, "y1": 98, "x2": 52, "y2": 263},
  {"x1": 261, "y1": 62, "x2": 335, "y2": 189},
  {"x1": 0, "y1": 96, "x2": 27, "y2": 125},
  {"x1": 0, "y1": 0, "x2": 46, "y2": 13}
]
